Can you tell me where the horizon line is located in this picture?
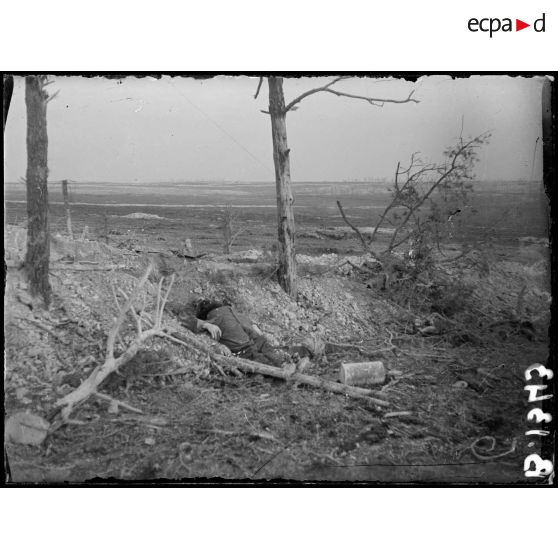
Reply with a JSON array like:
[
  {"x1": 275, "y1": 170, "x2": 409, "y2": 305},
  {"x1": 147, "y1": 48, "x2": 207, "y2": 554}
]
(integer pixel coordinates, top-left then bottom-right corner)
[{"x1": 3, "y1": 178, "x2": 541, "y2": 186}]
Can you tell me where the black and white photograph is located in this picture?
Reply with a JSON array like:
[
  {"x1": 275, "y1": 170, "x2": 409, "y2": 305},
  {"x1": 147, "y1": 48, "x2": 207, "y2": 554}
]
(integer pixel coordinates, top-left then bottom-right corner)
[{"x1": 3, "y1": 73, "x2": 554, "y2": 484}]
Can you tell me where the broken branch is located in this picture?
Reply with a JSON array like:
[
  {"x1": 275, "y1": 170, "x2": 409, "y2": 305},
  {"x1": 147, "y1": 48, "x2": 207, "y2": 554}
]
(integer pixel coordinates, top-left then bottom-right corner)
[
  {"x1": 161, "y1": 330, "x2": 390, "y2": 407},
  {"x1": 54, "y1": 263, "x2": 175, "y2": 420}
]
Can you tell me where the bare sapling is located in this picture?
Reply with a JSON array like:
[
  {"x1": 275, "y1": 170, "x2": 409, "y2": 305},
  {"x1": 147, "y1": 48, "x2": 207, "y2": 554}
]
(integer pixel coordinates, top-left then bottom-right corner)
[
  {"x1": 221, "y1": 205, "x2": 245, "y2": 254},
  {"x1": 54, "y1": 262, "x2": 175, "y2": 420}
]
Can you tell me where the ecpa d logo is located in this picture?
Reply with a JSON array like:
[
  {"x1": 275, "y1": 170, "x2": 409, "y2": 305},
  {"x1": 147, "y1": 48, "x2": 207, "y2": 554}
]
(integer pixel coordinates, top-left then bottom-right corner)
[{"x1": 468, "y1": 13, "x2": 546, "y2": 37}]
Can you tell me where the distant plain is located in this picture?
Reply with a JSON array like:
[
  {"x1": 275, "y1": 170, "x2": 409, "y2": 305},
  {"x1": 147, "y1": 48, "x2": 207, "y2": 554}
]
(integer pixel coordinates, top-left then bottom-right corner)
[{"x1": 4, "y1": 180, "x2": 548, "y2": 256}]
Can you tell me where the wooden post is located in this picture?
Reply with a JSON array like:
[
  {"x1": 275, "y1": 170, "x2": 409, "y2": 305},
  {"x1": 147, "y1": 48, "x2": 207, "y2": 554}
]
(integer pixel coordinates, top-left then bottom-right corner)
[
  {"x1": 24, "y1": 76, "x2": 51, "y2": 307},
  {"x1": 268, "y1": 77, "x2": 297, "y2": 298},
  {"x1": 103, "y1": 212, "x2": 109, "y2": 243},
  {"x1": 223, "y1": 206, "x2": 232, "y2": 255},
  {"x1": 61, "y1": 179, "x2": 73, "y2": 239}
]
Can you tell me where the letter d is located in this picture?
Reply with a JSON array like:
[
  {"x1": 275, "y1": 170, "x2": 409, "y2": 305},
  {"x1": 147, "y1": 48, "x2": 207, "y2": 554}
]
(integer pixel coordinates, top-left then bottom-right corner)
[{"x1": 534, "y1": 13, "x2": 545, "y2": 32}]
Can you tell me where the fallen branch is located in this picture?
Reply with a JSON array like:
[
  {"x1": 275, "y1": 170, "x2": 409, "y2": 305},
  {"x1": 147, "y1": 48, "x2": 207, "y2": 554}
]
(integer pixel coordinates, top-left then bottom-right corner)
[
  {"x1": 93, "y1": 392, "x2": 143, "y2": 414},
  {"x1": 326, "y1": 339, "x2": 395, "y2": 355},
  {"x1": 383, "y1": 411, "x2": 413, "y2": 419},
  {"x1": 53, "y1": 262, "x2": 175, "y2": 420},
  {"x1": 161, "y1": 330, "x2": 390, "y2": 407},
  {"x1": 50, "y1": 265, "x2": 126, "y2": 272}
]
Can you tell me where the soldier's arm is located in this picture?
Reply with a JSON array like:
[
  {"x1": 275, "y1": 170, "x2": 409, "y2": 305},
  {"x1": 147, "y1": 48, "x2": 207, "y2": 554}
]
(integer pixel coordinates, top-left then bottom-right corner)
[{"x1": 180, "y1": 315, "x2": 221, "y2": 340}]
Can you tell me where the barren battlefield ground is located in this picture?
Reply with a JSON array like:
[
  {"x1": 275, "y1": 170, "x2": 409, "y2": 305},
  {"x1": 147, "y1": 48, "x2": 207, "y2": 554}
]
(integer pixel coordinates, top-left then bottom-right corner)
[
  {"x1": 4, "y1": 180, "x2": 551, "y2": 483},
  {"x1": 4, "y1": 180, "x2": 549, "y2": 252}
]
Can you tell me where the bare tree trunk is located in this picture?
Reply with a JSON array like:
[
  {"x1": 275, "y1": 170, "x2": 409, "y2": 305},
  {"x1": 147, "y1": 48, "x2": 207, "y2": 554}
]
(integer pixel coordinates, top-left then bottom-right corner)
[
  {"x1": 24, "y1": 76, "x2": 51, "y2": 306},
  {"x1": 61, "y1": 179, "x2": 73, "y2": 239},
  {"x1": 3, "y1": 75, "x2": 14, "y2": 132},
  {"x1": 268, "y1": 77, "x2": 297, "y2": 298}
]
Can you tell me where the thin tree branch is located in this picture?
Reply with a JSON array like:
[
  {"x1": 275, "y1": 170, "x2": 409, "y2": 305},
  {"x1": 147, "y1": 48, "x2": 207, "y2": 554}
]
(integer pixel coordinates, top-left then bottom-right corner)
[
  {"x1": 382, "y1": 232, "x2": 412, "y2": 254},
  {"x1": 285, "y1": 79, "x2": 418, "y2": 113},
  {"x1": 393, "y1": 161, "x2": 401, "y2": 192},
  {"x1": 93, "y1": 392, "x2": 143, "y2": 414},
  {"x1": 336, "y1": 200, "x2": 371, "y2": 253},
  {"x1": 157, "y1": 274, "x2": 175, "y2": 326},
  {"x1": 254, "y1": 77, "x2": 264, "y2": 99},
  {"x1": 320, "y1": 88, "x2": 418, "y2": 107},
  {"x1": 369, "y1": 191, "x2": 402, "y2": 247},
  {"x1": 283, "y1": 77, "x2": 348, "y2": 112},
  {"x1": 46, "y1": 90, "x2": 60, "y2": 104},
  {"x1": 106, "y1": 263, "x2": 153, "y2": 360}
]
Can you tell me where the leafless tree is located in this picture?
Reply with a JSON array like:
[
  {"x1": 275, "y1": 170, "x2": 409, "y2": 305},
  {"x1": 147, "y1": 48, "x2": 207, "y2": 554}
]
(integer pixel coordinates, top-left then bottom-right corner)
[
  {"x1": 255, "y1": 76, "x2": 418, "y2": 297},
  {"x1": 24, "y1": 76, "x2": 58, "y2": 306},
  {"x1": 221, "y1": 204, "x2": 245, "y2": 254},
  {"x1": 337, "y1": 133, "x2": 491, "y2": 283}
]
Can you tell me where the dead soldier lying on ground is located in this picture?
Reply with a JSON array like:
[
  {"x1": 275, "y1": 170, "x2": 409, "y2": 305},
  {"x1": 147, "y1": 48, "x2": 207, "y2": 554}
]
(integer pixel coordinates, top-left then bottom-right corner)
[{"x1": 170, "y1": 299, "x2": 311, "y2": 374}]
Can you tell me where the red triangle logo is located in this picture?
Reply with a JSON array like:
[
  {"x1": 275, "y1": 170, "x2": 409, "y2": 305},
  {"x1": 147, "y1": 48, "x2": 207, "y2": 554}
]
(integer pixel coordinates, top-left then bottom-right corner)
[{"x1": 516, "y1": 19, "x2": 530, "y2": 31}]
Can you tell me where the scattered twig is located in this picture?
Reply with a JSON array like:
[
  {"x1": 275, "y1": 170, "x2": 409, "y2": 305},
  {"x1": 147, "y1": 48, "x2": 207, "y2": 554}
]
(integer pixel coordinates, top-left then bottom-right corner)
[
  {"x1": 50, "y1": 265, "x2": 125, "y2": 272},
  {"x1": 383, "y1": 411, "x2": 413, "y2": 419},
  {"x1": 142, "y1": 367, "x2": 191, "y2": 378},
  {"x1": 93, "y1": 392, "x2": 143, "y2": 414},
  {"x1": 381, "y1": 378, "x2": 404, "y2": 392},
  {"x1": 16, "y1": 316, "x2": 68, "y2": 343},
  {"x1": 327, "y1": 339, "x2": 395, "y2": 356}
]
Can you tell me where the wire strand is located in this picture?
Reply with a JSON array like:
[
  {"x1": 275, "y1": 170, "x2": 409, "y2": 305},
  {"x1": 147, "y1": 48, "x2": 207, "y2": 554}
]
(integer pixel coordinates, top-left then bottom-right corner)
[{"x1": 169, "y1": 80, "x2": 272, "y2": 174}]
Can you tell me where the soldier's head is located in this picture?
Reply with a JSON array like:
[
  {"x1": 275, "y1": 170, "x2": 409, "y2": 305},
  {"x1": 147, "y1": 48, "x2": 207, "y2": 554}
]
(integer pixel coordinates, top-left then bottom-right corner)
[{"x1": 195, "y1": 299, "x2": 225, "y2": 320}]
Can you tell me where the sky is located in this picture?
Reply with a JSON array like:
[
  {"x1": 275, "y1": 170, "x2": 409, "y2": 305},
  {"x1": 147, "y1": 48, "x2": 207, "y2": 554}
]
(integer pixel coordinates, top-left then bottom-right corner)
[{"x1": 3, "y1": 75, "x2": 545, "y2": 183}]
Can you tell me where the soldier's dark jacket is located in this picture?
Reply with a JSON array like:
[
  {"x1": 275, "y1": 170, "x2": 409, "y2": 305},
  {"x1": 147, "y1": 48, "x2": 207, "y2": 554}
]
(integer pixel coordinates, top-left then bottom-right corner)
[{"x1": 179, "y1": 306, "x2": 258, "y2": 353}]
